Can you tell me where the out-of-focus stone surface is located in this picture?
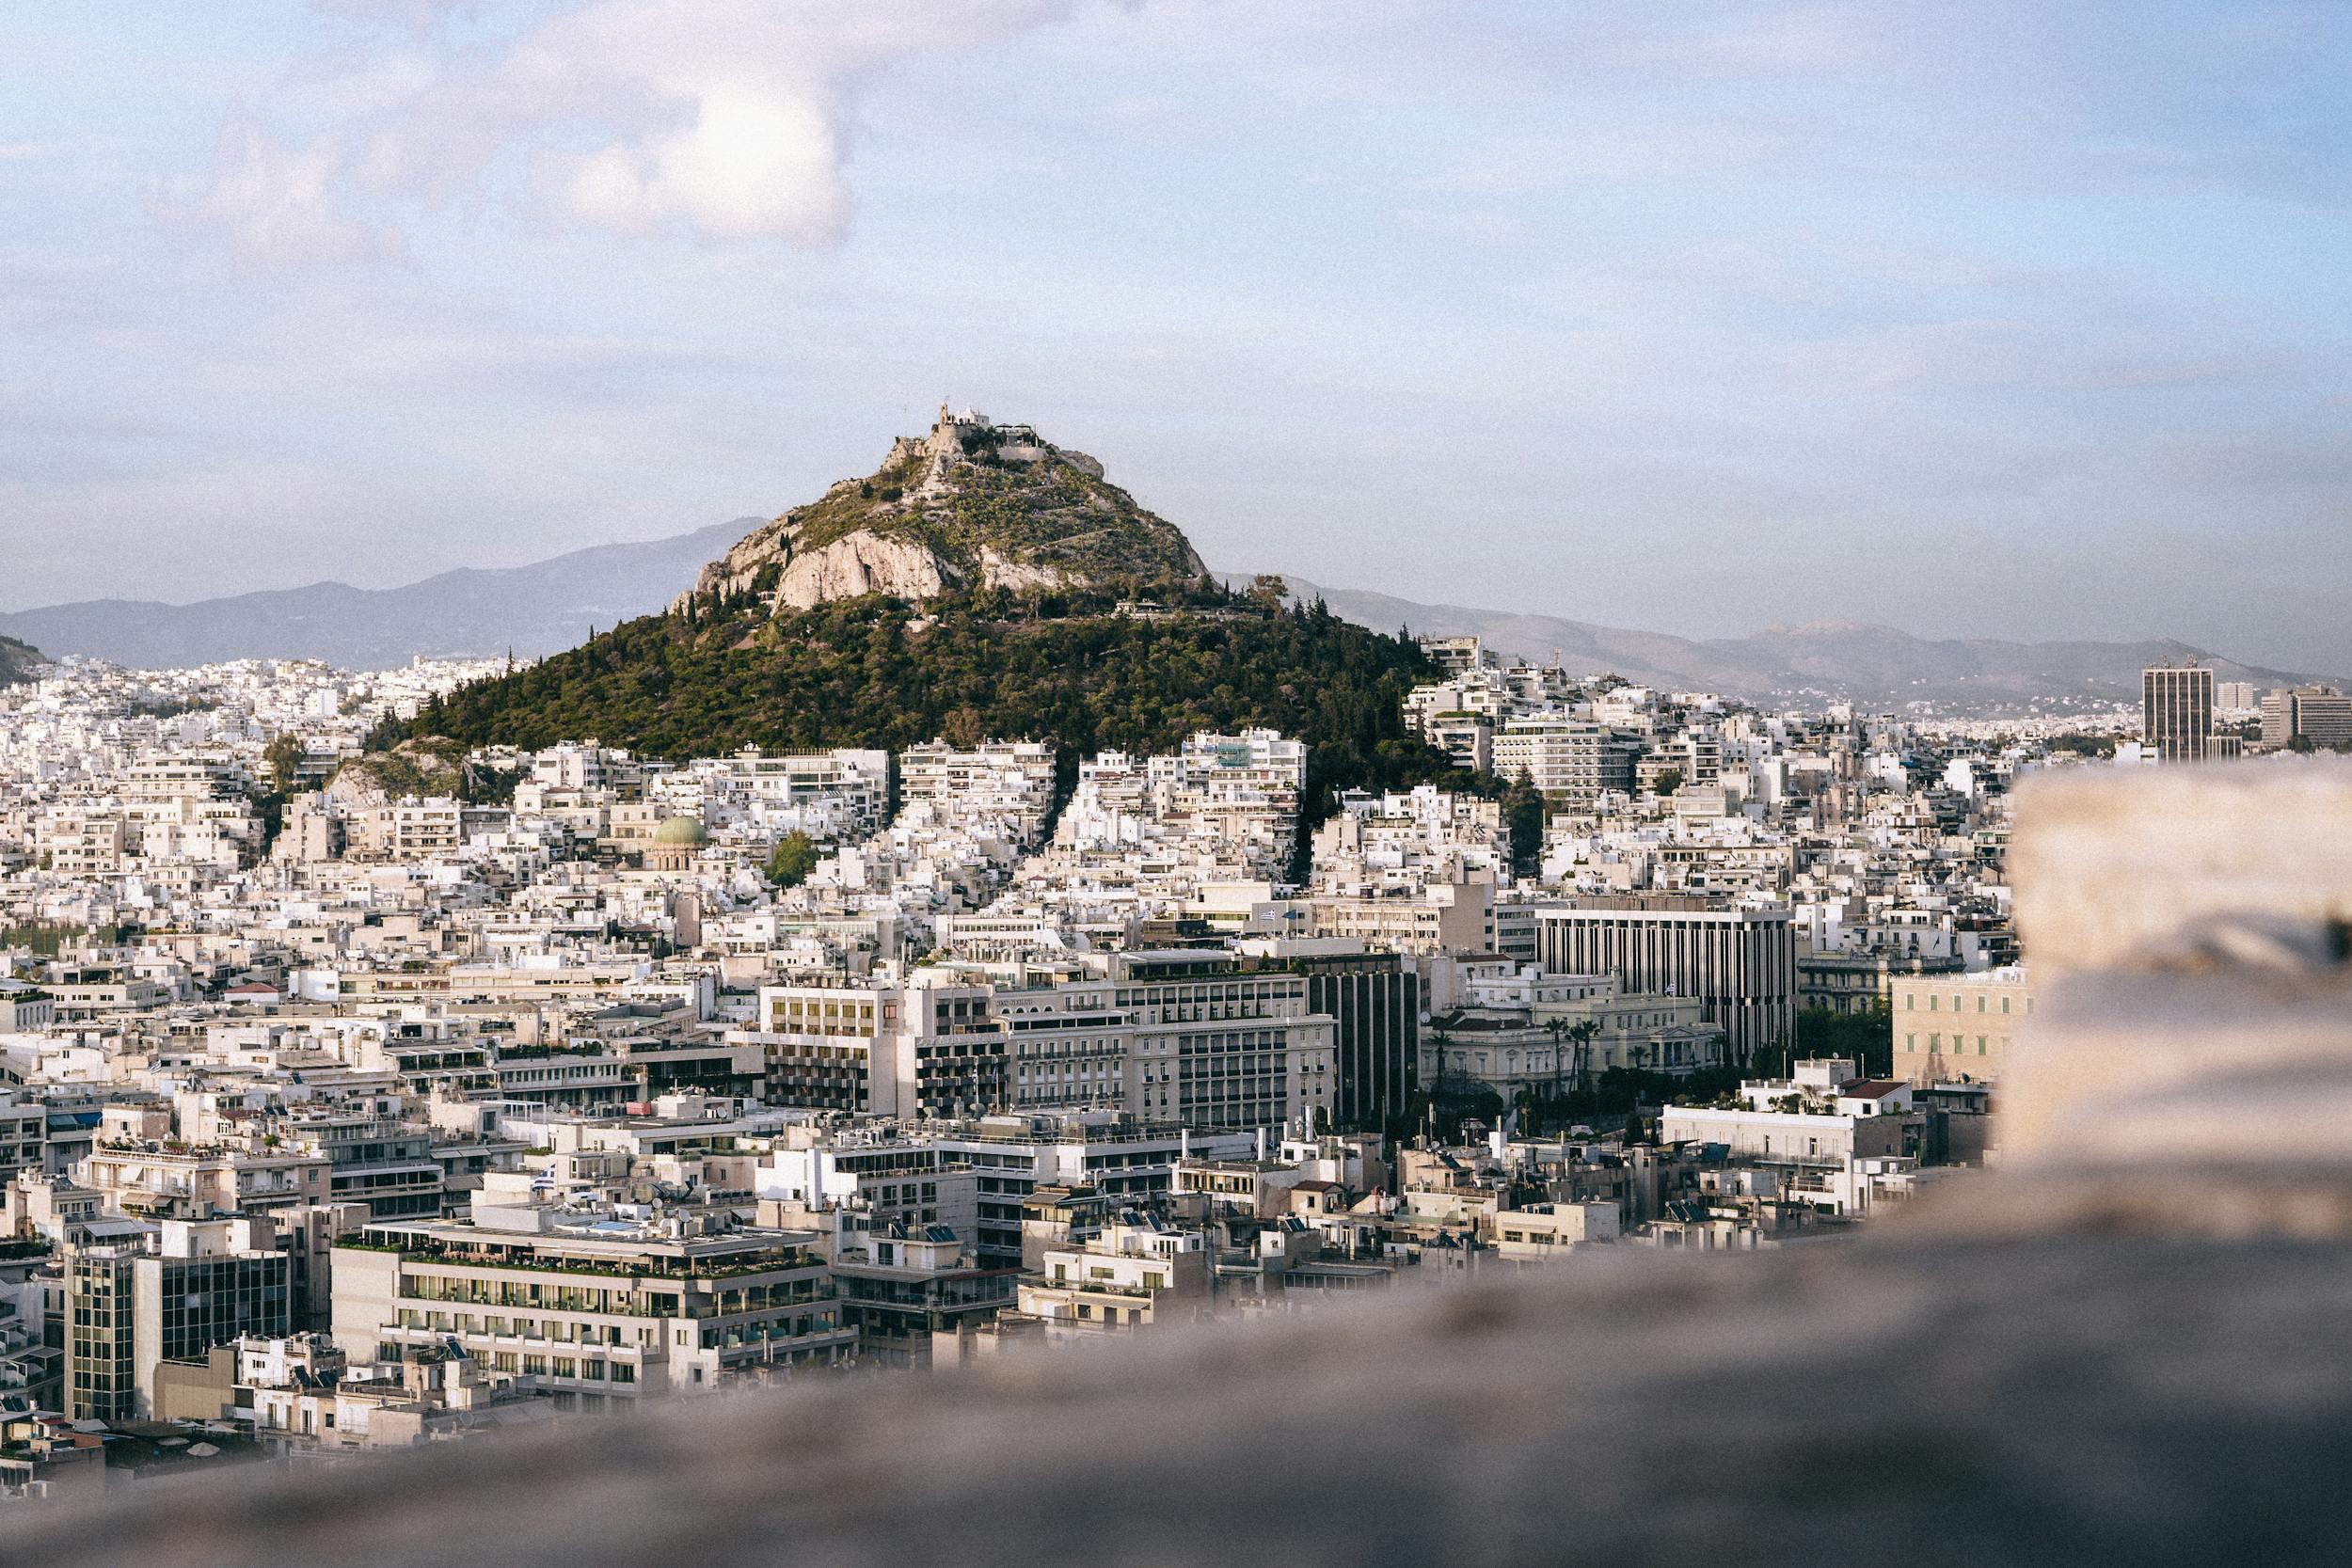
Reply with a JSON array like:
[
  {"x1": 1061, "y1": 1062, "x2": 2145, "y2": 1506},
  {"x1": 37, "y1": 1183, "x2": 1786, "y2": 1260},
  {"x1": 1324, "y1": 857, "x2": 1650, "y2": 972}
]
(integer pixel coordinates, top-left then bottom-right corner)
[
  {"x1": 2000, "y1": 761, "x2": 2352, "y2": 1166},
  {"x1": 8, "y1": 1227, "x2": 2352, "y2": 1568},
  {"x1": 1999, "y1": 967, "x2": 2352, "y2": 1167},
  {"x1": 2010, "y1": 761, "x2": 2352, "y2": 979}
]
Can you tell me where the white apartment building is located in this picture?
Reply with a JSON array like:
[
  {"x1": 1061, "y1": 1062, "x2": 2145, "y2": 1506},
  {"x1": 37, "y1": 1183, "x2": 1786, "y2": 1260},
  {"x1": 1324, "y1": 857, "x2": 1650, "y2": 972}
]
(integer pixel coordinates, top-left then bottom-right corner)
[
  {"x1": 1494, "y1": 715, "x2": 1643, "y2": 804},
  {"x1": 330, "y1": 1200, "x2": 855, "y2": 1406}
]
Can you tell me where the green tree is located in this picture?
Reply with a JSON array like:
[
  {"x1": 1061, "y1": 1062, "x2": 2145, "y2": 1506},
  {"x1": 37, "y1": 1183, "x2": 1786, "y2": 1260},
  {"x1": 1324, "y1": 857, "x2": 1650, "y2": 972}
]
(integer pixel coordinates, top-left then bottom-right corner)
[
  {"x1": 1790, "y1": 1001, "x2": 1896, "y2": 1079},
  {"x1": 942, "y1": 705, "x2": 985, "y2": 749},
  {"x1": 1543, "y1": 1017, "x2": 1572, "y2": 1107},
  {"x1": 263, "y1": 733, "x2": 306, "y2": 796},
  {"x1": 767, "y1": 831, "x2": 819, "y2": 888},
  {"x1": 1502, "y1": 768, "x2": 1547, "y2": 880},
  {"x1": 378, "y1": 580, "x2": 1470, "y2": 853}
]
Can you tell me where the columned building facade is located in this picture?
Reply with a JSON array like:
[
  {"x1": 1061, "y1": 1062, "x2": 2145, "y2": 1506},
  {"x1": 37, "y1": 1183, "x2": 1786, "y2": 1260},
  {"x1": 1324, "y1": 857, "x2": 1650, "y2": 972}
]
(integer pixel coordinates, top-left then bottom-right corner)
[
  {"x1": 2142, "y1": 664, "x2": 2216, "y2": 762},
  {"x1": 1536, "y1": 898, "x2": 1794, "y2": 1066}
]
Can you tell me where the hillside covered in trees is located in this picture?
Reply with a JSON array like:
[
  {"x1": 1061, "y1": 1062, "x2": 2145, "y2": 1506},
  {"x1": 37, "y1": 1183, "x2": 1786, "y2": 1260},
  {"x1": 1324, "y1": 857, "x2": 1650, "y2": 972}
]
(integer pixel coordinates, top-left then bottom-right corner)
[
  {"x1": 0, "y1": 633, "x2": 44, "y2": 686},
  {"x1": 382, "y1": 579, "x2": 1479, "y2": 828}
]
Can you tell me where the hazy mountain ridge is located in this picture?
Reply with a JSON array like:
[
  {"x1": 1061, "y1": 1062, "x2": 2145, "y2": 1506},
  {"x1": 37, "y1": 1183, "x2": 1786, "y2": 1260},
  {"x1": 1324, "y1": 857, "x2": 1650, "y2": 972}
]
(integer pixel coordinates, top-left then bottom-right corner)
[
  {"x1": 0, "y1": 523, "x2": 748, "y2": 670},
  {"x1": 0, "y1": 520, "x2": 2322, "y2": 707},
  {"x1": 1261, "y1": 578, "x2": 2321, "y2": 705}
]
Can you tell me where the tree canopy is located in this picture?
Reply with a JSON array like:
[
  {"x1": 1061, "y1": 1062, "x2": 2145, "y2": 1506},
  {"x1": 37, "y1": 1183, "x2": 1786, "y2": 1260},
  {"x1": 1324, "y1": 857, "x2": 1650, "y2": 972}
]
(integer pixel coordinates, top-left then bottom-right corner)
[
  {"x1": 767, "y1": 831, "x2": 819, "y2": 888},
  {"x1": 382, "y1": 583, "x2": 1476, "y2": 831}
]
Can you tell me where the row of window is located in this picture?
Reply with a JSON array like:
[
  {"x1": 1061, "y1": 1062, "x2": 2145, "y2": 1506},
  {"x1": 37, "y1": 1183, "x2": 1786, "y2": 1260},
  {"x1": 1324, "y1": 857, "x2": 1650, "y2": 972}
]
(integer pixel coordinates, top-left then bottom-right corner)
[
  {"x1": 1902, "y1": 1034, "x2": 1997, "y2": 1054},
  {"x1": 1903, "y1": 992, "x2": 2028, "y2": 1014}
]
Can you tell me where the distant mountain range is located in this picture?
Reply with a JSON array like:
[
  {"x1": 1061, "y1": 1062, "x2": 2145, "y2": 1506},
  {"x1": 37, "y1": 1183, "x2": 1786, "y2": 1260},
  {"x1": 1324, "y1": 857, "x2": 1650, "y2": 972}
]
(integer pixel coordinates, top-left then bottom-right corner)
[
  {"x1": 1256, "y1": 577, "x2": 2322, "y2": 708},
  {"x1": 0, "y1": 519, "x2": 2324, "y2": 707},
  {"x1": 0, "y1": 522, "x2": 748, "y2": 672}
]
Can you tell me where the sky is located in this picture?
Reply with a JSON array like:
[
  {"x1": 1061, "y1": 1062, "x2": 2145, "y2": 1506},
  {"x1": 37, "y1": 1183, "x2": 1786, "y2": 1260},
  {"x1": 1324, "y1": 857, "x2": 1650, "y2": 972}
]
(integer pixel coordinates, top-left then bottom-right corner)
[{"x1": 2, "y1": 1, "x2": 2347, "y2": 670}]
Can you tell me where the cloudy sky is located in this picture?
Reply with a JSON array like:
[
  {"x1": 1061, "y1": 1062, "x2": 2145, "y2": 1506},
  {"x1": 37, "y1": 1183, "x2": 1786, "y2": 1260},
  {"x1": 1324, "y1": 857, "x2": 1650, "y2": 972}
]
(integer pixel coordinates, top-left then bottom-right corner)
[{"x1": 3, "y1": 1, "x2": 2346, "y2": 668}]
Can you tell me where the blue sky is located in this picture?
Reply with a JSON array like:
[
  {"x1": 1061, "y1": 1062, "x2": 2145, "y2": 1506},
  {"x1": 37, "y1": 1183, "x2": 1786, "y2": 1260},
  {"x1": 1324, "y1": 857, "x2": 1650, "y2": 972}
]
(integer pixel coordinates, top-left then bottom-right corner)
[{"x1": 3, "y1": 1, "x2": 2347, "y2": 668}]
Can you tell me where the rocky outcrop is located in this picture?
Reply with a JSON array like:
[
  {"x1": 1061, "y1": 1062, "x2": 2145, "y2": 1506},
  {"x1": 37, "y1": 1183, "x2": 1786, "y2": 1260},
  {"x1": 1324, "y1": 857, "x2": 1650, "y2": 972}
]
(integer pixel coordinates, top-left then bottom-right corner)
[
  {"x1": 771, "y1": 531, "x2": 955, "y2": 610},
  {"x1": 672, "y1": 406, "x2": 1205, "y2": 619},
  {"x1": 975, "y1": 546, "x2": 1073, "y2": 596},
  {"x1": 326, "y1": 739, "x2": 468, "y2": 806}
]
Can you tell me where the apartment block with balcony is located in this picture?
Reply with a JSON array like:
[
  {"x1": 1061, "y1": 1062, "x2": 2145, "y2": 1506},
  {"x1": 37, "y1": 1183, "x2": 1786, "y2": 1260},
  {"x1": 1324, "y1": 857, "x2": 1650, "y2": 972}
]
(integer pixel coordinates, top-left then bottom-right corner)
[
  {"x1": 330, "y1": 1198, "x2": 855, "y2": 1407},
  {"x1": 1493, "y1": 715, "x2": 1644, "y2": 806},
  {"x1": 1017, "y1": 1212, "x2": 1208, "y2": 1341}
]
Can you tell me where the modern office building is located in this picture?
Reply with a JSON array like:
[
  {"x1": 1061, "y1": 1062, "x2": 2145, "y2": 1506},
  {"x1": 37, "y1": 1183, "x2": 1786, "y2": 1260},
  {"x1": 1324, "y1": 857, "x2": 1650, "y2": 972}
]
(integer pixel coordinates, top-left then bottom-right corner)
[
  {"x1": 2141, "y1": 664, "x2": 2217, "y2": 762},
  {"x1": 1536, "y1": 897, "x2": 1795, "y2": 1065},
  {"x1": 2260, "y1": 686, "x2": 2352, "y2": 751},
  {"x1": 1237, "y1": 942, "x2": 1421, "y2": 1132},
  {"x1": 66, "y1": 1218, "x2": 293, "y2": 1420}
]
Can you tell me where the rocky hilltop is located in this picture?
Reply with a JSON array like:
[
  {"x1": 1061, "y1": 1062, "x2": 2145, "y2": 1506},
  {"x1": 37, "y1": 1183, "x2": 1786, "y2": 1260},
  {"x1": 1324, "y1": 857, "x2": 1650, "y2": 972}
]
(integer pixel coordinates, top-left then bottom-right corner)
[{"x1": 677, "y1": 406, "x2": 1206, "y2": 614}]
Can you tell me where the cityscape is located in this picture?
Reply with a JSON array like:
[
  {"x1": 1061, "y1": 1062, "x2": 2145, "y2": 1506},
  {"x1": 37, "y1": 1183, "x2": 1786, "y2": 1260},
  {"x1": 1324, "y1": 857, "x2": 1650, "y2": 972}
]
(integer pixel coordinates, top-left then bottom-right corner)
[{"x1": 3, "y1": 4, "x2": 2347, "y2": 1564}]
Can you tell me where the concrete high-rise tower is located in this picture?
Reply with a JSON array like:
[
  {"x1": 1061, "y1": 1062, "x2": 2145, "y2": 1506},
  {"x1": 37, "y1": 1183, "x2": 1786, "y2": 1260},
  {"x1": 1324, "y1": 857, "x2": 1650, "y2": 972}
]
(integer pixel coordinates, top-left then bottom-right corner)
[{"x1": 2142, "y1": 663, "x2": 2216, "y2": 762}]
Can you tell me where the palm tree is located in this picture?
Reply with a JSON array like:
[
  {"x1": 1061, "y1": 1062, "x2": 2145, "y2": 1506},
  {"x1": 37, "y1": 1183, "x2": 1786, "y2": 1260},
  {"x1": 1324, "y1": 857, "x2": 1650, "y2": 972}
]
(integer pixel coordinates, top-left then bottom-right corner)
[
  {"x1": 1424, "y1": 1026, "x2": 1458, "y2": 1107},
  {"x1": 1543, "y1": 1018, "x2": 1573, "y2": 1106},
  {"x1": 1568, "y1": 1019, "x2": 1600, "y2": 1096}
]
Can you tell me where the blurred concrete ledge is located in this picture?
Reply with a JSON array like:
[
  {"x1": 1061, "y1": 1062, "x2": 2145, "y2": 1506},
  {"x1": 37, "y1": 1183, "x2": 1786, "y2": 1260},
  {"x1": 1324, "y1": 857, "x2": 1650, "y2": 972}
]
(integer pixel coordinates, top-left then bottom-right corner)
[{"x1": 7, "y1": 760, "x2": 2352, "y2": 1567}]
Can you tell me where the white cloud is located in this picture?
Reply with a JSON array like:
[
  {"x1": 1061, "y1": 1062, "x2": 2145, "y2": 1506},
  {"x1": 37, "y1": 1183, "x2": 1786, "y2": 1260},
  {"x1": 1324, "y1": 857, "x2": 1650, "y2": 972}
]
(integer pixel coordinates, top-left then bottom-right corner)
[
  {"x1": 158, "y1": 110, "x2": 401, "y2": 267},
  {"x1": 555, "y1": 85, "x2": 850, "y2": 243},
  {"x1": 173, "y1": 0, "x2": 1092, "y2": 262}
]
